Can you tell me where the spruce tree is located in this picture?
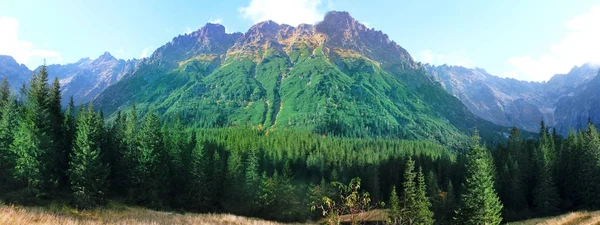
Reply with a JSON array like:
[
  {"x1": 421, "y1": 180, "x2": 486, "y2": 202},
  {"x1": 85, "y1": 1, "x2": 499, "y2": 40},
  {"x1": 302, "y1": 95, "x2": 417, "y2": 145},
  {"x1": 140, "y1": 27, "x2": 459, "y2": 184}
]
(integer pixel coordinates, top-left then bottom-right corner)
[
  {"x1": 62, "y1": 96, "x2": 76, "y2": 162},
  {"x1": 208, "y1": 149, "x2": 224, "y2": 210},
  {"x1": 121, "y1": 105, "x2": 139, "y2": 197},
  {"x1": 456, "y1": 132, "x2": 503, "y2": 225},
  {"x1": 425, "y1": 170, "x2": 443, "y2": 220},
  {"x1": 388, "y1": 185, "x2": 401, "y2": 224},
  {"x1": 225, "y1": 149, "x2": 245, "y2": 213},
  {"x1": 134, "y1": 112, "x2": 169, "y2": 208},
  {"x1": 0, "y1": 78, "x2": 10, "y2": 108},
  {"x1": 415, "y1": 167, "x2": 434, "y2": 224},
  {"x1": 0, "y1": 93, "x2": 18, "y2": 185},
  {"x1": 189, "y1": 135, "x2": 209, "y2": 210},
  {"x1": 68, "y1": 105, "x2": 109, "y2": 208},
  {"x1": 245, "y1": 149, "x2": 261, "y2": 213},
  {"x1": 441, "y1": 180, "x2": 456, "y2": 223},
  {"x1": 532, "y1": 124, "x2": 559, "y2": 216},
  {"x1": 580, "y1": 122, "x2": 600, "y2": 207},
  {"x1": 11, "y1": 67, "x2": 57, "y2": 195},
  {"x1": 402, "y1": 157, "x2": 418, "y2": 224}
]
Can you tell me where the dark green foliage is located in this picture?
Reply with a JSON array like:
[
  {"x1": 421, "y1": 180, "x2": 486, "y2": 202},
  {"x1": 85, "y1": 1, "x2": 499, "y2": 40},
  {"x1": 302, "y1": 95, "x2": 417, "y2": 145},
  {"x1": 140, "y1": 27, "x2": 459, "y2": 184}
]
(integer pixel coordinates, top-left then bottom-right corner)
[
  {"x1": 495, "y1": 127, "x2": 528, "y2": 220},
  {"x1": 416, "y1": 167, "x2": 434, "y2": 224},
  {"x1": 187, "y1": 134, "x2": 209, "y2": 210},
  {"x1": 0, "y1": 78, "x2": 10, "y2": 108},
  {"x1": 532, "y1": 123, "x2": 559, "y2": 216},
  {"x1": 388, "y1": 185, "x2": 401, "y2": 224},
  {"x1": 456, "y1": 132, "x2": 503, "y2": 225},
  {"x1": 225, "y1": 148, "x2": 245, "y2": 213},
  {"x1": 68, "y1": 105, "x2": 109, "y2": 208},
  {"x1": 401, "y1": 158, "x2": 434, "y2": 225},
  {"x1": 4, "y1": 64, "x2": 600, "y2": 223},
  {"x1": 245, "y1": 149, "x2": 261, "y2": 214},
  {"x1": 11, "y1": 66, "x2": 58, "y2": 195},
  {"x1": 402, "y1": 158, "x2": 418, "y2": 223},
  {"x1": 0, "y1": 92, "x2": 18, "y2": 185},
  {"x1": 131, "y1": 112, "x2": 170, "y2": 208}
]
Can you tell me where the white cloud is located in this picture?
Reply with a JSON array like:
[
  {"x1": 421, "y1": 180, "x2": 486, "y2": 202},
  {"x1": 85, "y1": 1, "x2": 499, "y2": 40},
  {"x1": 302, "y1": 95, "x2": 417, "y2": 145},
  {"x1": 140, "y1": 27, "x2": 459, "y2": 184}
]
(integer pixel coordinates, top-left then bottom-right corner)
[
  {"x1": 416, "y1": 49, "x2": 474, "y2": 67},
  {"x1": 113, "y1": 48, "x2": 126, "y2": 59},
  {"x1": 504, "y1": 6, "x2": 600, "y2": 82},
  {"x1": 0, "y1": 16, "x2": 62, "y2": 68},
  {"x1": 239, "y1": 0, "x2": 324, "y2": 26},
  {"x1": 139, "y1": 46, "x2": 152, "y2": 59},
  {"x1": 209, "y1": 18, "x2": 223, "y2": 24},
  {"x1": 185, "y1": 27, "x2": 193, "y2": 34}
]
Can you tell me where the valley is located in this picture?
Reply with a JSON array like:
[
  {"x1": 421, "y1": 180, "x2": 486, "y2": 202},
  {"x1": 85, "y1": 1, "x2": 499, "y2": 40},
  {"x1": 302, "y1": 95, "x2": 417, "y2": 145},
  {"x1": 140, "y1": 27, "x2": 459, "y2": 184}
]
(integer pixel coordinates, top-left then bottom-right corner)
[{"x1": 1, "y1": 5, "x2": 600, "y2": 225}]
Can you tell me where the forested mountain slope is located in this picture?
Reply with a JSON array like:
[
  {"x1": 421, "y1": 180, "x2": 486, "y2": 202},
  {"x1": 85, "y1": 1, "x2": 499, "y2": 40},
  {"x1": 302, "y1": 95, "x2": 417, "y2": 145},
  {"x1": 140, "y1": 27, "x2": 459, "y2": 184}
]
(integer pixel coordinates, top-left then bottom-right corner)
[{"x1": 93, "y1": 11, "x2": 509, "y2": 147}]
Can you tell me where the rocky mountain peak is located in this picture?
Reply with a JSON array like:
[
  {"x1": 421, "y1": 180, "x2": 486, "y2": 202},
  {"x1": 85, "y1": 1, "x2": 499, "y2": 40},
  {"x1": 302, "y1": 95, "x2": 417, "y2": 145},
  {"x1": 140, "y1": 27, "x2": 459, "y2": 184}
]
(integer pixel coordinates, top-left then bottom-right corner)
[
  {"x1": 315, "y1": 11, "x2": 415, "y2": 68},
  {"x1": 97, "y1": 51, "x2": 116, "y2": 61},
  {"x1": 192, "y1": 23, "x2": 227, "y2": 40},
  {"x1": 0, "y1": 55, "x2": 19, "y2": 65},
  {"x1": 316, "y1": 11, "x2": 366, "y2": 40},
  {"x1": 247, "y1": 20, "x2": 281, "y2": 34},
  {"x1": 320, "y1": 11, "x2": 358, "y2": 30}
]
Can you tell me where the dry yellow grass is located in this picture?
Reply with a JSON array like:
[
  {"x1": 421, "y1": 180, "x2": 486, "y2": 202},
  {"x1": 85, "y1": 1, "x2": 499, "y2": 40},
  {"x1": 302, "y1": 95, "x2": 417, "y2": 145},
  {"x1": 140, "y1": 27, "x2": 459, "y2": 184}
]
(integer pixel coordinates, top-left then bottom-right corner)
[
  {"x1": 336, "y1": 209, "x2": 387, "y2": 223},
  {"x1": 507, "y1": 211, "x2": 600, "y2": 225},
  {"x1": 0, "y1": 203, "x2": 312, "y2": 225}
]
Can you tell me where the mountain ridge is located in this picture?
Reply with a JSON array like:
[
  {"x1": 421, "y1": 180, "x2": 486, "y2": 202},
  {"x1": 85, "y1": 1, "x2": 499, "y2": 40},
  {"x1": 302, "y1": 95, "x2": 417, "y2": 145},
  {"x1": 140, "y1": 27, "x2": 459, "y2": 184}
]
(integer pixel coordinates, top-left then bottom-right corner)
[
  {"x1": 425, "y1": 63, "x2": 600, "y2": 133},
  {"x1": 91, "y1": 11, "x2": 512, "y2": 147}
]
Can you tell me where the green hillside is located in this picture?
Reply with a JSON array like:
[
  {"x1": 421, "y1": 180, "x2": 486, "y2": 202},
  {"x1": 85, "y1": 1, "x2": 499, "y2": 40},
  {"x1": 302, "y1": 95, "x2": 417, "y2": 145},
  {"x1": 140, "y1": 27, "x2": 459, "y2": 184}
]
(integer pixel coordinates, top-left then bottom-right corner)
[{"x1": 93, "y1": 12, "x2": 511, "y2": 148}]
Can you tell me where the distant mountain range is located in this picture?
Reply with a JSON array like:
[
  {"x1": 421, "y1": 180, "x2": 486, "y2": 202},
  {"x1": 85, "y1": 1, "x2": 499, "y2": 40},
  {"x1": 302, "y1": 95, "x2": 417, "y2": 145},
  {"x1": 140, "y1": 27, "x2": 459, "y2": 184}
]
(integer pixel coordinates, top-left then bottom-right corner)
[
  {"x1": 425, "y1": 63, "x2": 600, "y2": 134},
  {"x1": 0, "y1": 11, "x2": 597, "y2": 140},
  {"x1": 0, "y1": 52, "x2": 139, "y2": 105}
]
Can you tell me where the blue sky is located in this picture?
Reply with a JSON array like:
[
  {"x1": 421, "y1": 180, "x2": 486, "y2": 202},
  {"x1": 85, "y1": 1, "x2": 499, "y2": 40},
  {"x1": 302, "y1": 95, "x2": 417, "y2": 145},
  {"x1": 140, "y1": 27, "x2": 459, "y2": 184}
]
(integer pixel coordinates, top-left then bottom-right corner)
[{"x1": 0, "y1": 0, "x2": 599, "y2": 82}]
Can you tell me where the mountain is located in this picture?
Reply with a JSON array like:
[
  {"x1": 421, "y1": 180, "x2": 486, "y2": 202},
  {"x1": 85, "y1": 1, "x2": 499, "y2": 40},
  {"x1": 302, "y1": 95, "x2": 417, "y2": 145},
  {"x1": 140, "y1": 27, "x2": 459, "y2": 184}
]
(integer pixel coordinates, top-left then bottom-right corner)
[
  {"x1": 553, "y1": 69, "x2": 600, "y2": 134},
  {"x1": 0, "y1": 55, "x2": 31, "y2": 90},
  {"x1": 41, "y1": 52, "x2": 139, "y2": 105},
  {"x1": 425, "y1": 63, "x2": 600, "y2": 133},
  {"x1": 0, "y1": 53, "x2": 139, "y2": 106},
  {"x1": 93, "y1": 11, "x2": 510, "y2": 147}
]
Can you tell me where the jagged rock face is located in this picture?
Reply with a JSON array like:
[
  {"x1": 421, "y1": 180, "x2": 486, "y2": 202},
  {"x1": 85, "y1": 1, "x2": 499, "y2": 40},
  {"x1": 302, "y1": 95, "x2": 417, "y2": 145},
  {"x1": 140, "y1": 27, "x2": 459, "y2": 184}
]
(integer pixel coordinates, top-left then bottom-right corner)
[
  {"x1": 316, "y1": 11, "x2": 415, "y2": 67},
  {"x1": 553, "y1": 70, "x2": 600, "y2": 134},
  {"x1": 42, "y1": 52, "x2": 139, "y2": 105},
  {"x1": 0, "y1": 55, "x2": 31, "y2": 90},
  {"x1": 426, "y1": 63, "x2": 600, "y2": 134},
  {"x1": 149, "y1": 23, "x2": 242, "y2": 69}
]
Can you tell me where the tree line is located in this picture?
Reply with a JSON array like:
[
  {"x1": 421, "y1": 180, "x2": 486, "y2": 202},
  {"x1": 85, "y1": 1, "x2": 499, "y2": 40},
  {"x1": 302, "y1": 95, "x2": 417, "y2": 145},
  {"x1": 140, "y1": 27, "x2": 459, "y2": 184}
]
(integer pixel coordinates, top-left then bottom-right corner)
[{"x1": 0, "y1": 66, "x2": 599, "y2": 224}]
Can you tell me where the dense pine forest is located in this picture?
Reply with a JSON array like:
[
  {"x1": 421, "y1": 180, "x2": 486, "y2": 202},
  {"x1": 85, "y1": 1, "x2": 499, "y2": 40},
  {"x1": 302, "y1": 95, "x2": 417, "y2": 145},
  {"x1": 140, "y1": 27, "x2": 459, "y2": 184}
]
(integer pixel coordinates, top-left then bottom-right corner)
[{"x1": 2, "y1": 66, "x2": 600, "y2": 224}]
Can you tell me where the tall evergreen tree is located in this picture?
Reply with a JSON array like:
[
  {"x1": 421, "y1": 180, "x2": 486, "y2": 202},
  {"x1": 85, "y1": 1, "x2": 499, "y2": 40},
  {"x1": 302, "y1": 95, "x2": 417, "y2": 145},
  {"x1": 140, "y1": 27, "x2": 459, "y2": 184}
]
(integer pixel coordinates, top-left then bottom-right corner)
[
  {"x1": 68, "y1": 105, "x2": 109, "y2": 208},
  {"x1": 188, "y1": 135, "x2": 209, "y2": 210},
  {"x1": 415, "y1": 167, "x2": 434, "y2": 224},
  {"x1": 11, "y1": 67, "x2": 57, "y2": 195},
  {"x1": 225, "y1": 149, "x2": 245, "y2": 213},
  {"x1": 163, "y1": 116, "x2": 188, "y2": 207},
  {"x1": 121, "y1": 105, "x2": 139, "y2": 197},
  {"x1": 208, "y1": 149, "x2": 224, "y2": 210},
  {"x1": 245, "y1": 149, "x2": 261, "y2": 213},
  {"x1": 133, "y1": 112, "x2": 169, "y2": 208},
  {"x1": 388, "y1": 185, "x2": 401, "y2": 224},
  {"x1": 532, "y1": 123, "x2": 559, "y2": 216},
  {"x1": 62, "y1": 96, "x2": 76, "y2": 161},
  {"x1": 580, "y1": 122, "x2": 600, "y2": 207},
  {"x1": 0, "y1": 78, "x2": 10, "y2": 109},
  {"x1": 456, "y1": 132, "x2": 503, "y2": 225},
  {"x1": 402, "y1": 158, "x2": 418, "y2": 224},
  {"x1": 0, "y1": 93, "x2": 18, "y2": 185}
]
